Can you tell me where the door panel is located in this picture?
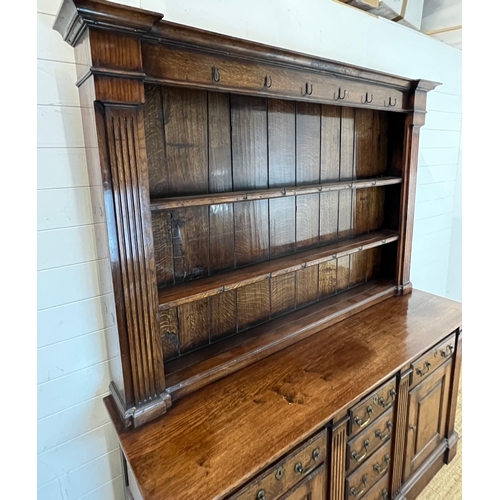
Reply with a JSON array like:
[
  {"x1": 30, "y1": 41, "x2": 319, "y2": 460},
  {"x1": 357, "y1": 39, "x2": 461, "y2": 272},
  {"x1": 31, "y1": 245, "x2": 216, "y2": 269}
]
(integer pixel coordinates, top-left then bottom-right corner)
[{"x1": 404, "y1": 360, "x2": 452, "y2": 481}]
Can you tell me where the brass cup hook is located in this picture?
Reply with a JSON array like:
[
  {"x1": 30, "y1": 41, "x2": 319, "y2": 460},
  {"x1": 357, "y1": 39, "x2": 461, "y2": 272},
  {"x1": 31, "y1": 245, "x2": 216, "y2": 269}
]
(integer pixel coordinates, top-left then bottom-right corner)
[
  {"x1": 212, "y1": 67, "x2": 221, "y2": 83},
  {"x1": 362, "y1": 92, "x2": 373, "y2": 104},
  {"x1": 385, "y1": 96, "x2": 397, "y2": 107},
  {"x1": 264, "y1": 75, "x2": 272, "y2": 88},
  {"x1": 334, "y1": 88, "x2": 347, "y2": 101},
  {"x1": 302, "y1": 82, "x2": 313, "y2": 96}
]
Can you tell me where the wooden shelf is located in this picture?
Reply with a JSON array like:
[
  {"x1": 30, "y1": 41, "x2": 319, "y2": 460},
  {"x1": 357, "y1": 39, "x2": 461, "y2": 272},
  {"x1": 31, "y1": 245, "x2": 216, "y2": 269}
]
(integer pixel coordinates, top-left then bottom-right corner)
[
  {"x1": 150, "y1": 177, "x2": 402, "y2": 211},
  {"x1": 164, "y1": 279, "x2": 396, "y2": 401},
  {"x1": 157, "y1": 230, "x2": 398, "y2": 309}
]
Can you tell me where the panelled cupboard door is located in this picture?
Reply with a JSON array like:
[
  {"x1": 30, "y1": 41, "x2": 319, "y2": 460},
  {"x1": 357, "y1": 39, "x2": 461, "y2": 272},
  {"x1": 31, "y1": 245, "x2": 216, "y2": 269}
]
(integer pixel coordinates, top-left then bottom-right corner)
[
  {"x1": 403, "y1": 360, "x2": 452, "y2": 481},
  {"x1": 279, "y1": 464, "x2": 326, "y2": 500}
]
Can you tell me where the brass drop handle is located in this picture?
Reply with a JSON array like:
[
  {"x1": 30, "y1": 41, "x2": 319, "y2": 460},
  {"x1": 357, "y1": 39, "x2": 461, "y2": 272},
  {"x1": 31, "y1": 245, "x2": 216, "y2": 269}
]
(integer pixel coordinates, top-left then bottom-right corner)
[
  {"x1": 375, "y1": 420, "x2": 393, "y2": 441},
  {"x1": 373, "y1": 454, "x2": 390, "y2": 475},
  {"x1": 382, "y1": 489, "x2": 389, "y2": 500},
  {"x1": 416, "y1": 361, "x2": 431, "y2": 376},
  {"x1": 294, "y1": 448, "x2": 320, "y2": 475},
  {"x1": 351, "y1": 440, "x2": 370, "y2": 462},
  {"x1": 376, "y1": 389, "x2": 396, "y2": 409},
  {"x1": 354, "y1": 406, "x2": 373, "y2": 429},
  {"x1": 441, "y1": 344, "x2": 454, "y2": 358},
  {"x1": 350, "y1": 475, "x2": 369, "y2": 497},
  {"x1": 256, "y1": 490, "x2": 266, "y2": 500}
]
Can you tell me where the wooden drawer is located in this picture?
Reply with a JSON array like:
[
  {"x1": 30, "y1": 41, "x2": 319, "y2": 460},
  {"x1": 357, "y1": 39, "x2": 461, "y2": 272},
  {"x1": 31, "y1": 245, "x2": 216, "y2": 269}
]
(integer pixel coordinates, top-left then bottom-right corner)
[
  {"x1": 349, "y1": 377, "x2": 397, "y2": 437},
  {"x1": 346, "y1": 407, "x2": 393, "y2": 474},
  {"x1": 280, "y1": 464, "x2": 326, "y2": 500},
  {"x1": 410, "y1": 333, "x2": 455, "y2": 388},
  {"x1": 346, "y1": 440, "x2": 391, "y2": 500},
  {"x1": 362, "y1": 474, "x2": 390, "y2": 500},
  {"x1": 229, "y1": 429, "x2": 327, "y2": 500}
]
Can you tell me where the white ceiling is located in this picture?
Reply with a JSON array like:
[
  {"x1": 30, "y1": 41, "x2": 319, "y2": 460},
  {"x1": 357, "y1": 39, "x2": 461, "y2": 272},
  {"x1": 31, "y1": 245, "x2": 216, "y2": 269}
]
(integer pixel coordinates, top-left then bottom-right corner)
[{"x1": 421, "y1": 0, "x2": 462, "y2": 50}]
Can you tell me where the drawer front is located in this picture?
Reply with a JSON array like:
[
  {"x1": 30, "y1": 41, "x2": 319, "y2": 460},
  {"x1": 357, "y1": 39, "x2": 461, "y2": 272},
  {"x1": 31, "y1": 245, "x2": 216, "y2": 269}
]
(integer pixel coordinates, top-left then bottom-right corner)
[
  {"x1": 362, "y1": 475, "x2": 390, "y2": 500},
  {"x1": 346, "y1": 407, "x2": 394, "y2": 474},
  {"x1": 349, "y1": 377, "x2": 397, "y2": 437},
  {"x1": 280, "y1": 464, "x2": 326, "y2": 500},
  {"x1": 346, "y1": 441, "x2": 391, "y2": 500},
  {"x1": 230, "y1": 429, "x2": 327, "y2": 500},
  {"x1": 410, "y1": 333, "x2": 455, "y2": 388}
]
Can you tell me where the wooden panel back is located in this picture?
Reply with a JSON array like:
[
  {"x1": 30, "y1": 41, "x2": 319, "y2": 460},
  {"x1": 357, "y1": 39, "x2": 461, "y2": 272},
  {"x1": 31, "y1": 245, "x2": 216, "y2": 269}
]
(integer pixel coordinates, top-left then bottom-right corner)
[
  {"x1": 144, "y1": 85, "x2": 398, "y2": 361},
  {"x1": 159, "y1": 244, "x2": 393, "y2": 358}
]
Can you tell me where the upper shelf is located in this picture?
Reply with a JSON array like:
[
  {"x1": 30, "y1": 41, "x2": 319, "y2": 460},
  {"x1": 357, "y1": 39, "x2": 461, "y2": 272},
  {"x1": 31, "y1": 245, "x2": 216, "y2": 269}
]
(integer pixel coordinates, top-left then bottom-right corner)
[
  {"x1": 150, "y1": 176, "x2": 402, "y2": 210},
  {"x1": 157, "y1": 229, "x2": 398, "y2": 309}
]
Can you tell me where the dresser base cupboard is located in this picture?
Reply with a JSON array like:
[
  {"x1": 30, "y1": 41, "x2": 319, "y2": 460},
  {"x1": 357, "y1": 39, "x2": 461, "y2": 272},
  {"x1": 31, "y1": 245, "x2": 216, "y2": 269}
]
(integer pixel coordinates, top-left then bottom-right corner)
[{"x1": 53, "y1": 1, "x2": 462, "y2": 499}]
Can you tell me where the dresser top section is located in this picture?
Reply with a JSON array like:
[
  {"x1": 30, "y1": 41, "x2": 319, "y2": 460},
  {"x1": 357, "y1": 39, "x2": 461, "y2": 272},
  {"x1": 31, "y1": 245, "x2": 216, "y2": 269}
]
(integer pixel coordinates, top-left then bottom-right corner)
[
  {"x1": 54, "y1": 0, "x2": 439, "y2": 93},
  {"x1": 105, "y1": 289, "x2": 461, "y2": 500}
]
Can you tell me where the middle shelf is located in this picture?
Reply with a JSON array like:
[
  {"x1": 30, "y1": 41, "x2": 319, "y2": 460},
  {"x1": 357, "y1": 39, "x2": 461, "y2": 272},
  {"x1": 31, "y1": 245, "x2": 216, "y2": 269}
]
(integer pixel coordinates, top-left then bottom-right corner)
[
  {"x1": 158, "y1": 229, "x2": 398, "y2": 309},
  {"x1": 150, "y1": 176, "x2": 402, "y2": 210}
]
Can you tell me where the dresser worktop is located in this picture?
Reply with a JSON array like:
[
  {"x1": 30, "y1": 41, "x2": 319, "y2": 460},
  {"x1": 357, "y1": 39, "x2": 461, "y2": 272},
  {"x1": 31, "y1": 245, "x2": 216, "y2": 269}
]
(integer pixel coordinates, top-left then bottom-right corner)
[{"x1": 104, "y1": 289, "x2": 461, "y2": 500}]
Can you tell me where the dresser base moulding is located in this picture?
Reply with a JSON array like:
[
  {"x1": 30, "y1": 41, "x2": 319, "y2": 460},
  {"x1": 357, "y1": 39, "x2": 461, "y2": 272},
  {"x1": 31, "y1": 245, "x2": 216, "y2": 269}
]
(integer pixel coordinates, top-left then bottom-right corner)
[
  {"x1": 444, "y1": 430, "x2": 460, "y2": 464},
  {"x1": 393, "y1": 437, "x2": 459, "y2": 500}
]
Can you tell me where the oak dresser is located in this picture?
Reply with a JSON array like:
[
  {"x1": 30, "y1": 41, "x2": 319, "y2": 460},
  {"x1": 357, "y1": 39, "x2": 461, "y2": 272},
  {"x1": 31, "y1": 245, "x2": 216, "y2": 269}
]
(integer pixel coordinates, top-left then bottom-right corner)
[{"x1": 53, "y1": 1, "x2": 462, "y2": 499}]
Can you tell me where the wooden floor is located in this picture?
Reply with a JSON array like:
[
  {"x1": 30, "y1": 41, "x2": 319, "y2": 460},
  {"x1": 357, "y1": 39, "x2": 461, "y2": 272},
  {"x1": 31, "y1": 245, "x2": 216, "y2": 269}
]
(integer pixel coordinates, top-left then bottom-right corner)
[{"x1": 417, "y1": 376, "x2": 462, "y2": 499}]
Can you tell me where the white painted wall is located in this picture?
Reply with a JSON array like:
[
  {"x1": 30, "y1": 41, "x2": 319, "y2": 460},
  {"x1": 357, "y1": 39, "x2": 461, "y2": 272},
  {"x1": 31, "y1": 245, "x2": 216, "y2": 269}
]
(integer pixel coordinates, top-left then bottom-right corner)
[
  {"x1": 422, "y1": 0, "x2": 462, "y2": 49},
  {"x1": 37, "y1": 0, "x2": 462, "y2": 498}
]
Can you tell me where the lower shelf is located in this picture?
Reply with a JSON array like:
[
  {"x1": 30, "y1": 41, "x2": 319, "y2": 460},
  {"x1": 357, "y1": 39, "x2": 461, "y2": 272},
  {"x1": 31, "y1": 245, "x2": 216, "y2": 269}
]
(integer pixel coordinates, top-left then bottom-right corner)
[{"x1": 164, "y1": 279, "x2": 396, "y2": 401}]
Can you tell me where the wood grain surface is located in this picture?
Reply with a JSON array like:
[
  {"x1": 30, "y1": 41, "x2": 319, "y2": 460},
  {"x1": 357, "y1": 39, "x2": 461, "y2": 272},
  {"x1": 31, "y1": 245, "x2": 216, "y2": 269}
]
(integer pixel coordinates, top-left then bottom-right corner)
[{"x1": 106, "y1": 290, "x2": 461, "y2": 500}]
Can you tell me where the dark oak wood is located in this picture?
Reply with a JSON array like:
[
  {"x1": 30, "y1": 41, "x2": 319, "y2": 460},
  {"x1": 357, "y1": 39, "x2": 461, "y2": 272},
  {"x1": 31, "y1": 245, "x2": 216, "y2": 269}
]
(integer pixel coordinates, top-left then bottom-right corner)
[
  {"x1": 234, "y1": 200, "x2": 270, "y2": 267},
  {"x1": 208, "y1": 92, "x2": 232, "y2": 192},
  {"x1": 281, "y1": 466, "x2": 326, "y2": 500},
  {"x1": 209, "y1": 290, "x2": 237, "y2": 342},
  {"x1": 346, "y1": 440, "x2": 391, "y2": 499},
  {"x1": 102, "y1": 104, "x2": 170, "y2": 426},
  {"x1": 231, "y1": 95, "x2": 268, "y2": 190},
  {"x1": 104, "y1": 290, "x2": 461, "y2": 500},
  {"x1": 346, "y1": 408, "x2": 394, "y2": 474},
  {"x1": 54, "y1": 4, "x2": 454, "y2": 499},
  {"x1": 164, "y1": 280, "x2": 396, "y2": 401},
  {"x1": 158, "y1": 308, "x2": 179, "y2": 361},
  {"x1": 162, "y1": 87, "x2": 209, "y2": 195},
  {"x1": 228, "y1": 429, "x2": 327, "y2": 500},
  {"x1": 409, "y1": 332, "x2": 455, "y2": 389},
  {"x1": 349, "y1": 377, "x2": 397, "y2": 437},
  {"x1": 403, "y1": 360, "x2": 452, "y2": 482},
  {"x1": 330, "y1": 417, "x2": 349, "y2": 500},
  {"x1": 209, "y1": 203, "x2": 235, "y2": 274},
  {"x1": 362, "y1": 475, "x2": 390, "y2": 500},
  {"x1": 444, "y1": 328, "x2": 462, "y2": 464},
  {"x1": 149, "y1": 178, "x2": 402, "y2": 210},
  {"x1": 171, "y1": 206, "x2": 209, "y2": 283},
  {"x1": 391, "y1": 368, "x2": 412, "y2": 498},
  {"x1": 157, "y1": 230, "x2": 398, "y2": 309}
]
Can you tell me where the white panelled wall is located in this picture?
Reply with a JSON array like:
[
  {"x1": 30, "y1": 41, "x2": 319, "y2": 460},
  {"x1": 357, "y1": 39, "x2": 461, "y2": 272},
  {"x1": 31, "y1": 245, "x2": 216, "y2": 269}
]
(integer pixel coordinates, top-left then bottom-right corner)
[{"x1": 37, "y1": 0, "x2": 462, "y2": 498}]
